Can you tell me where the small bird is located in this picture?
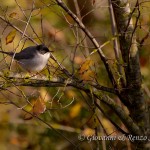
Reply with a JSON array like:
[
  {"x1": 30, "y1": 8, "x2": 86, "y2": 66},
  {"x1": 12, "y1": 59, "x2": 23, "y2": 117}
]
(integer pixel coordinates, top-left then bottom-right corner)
[{"x1": 0, "y1": 44, "x2": 52, "y2": 72}]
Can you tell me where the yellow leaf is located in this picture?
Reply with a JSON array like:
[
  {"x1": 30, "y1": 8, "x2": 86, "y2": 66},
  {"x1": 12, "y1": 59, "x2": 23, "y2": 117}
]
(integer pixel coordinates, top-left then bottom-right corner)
[
  {"x1": 70, "y1": 103, "x2": 81, "y2": 118},
  {"x1": 6, "y1": 29, "x2": 16, "y2": 44},
  {"x1": 79, "y1": 59, "x2": 93, "y2": 74},
  {"x1": 82, "y1": 128, "x2": 95, "y2": 136},
  {"x1": 80, "y1": 70, "x2": 95, "y2": 81},
  {"x1": 23, "y1": 104, "x2": 33, "y2": 112},
  {"x1": 33, "y1": 98, "x2": 46, "y2": 116},
  {"x1": 23, "y1": 100, "x2": 34, "y2": 120}
]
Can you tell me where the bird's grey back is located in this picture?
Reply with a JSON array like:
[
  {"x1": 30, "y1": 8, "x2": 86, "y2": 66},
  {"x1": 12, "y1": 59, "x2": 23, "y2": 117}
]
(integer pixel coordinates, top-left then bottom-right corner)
[{"x1": 14, "y1": 45, "x2": 37, "y2": 60}]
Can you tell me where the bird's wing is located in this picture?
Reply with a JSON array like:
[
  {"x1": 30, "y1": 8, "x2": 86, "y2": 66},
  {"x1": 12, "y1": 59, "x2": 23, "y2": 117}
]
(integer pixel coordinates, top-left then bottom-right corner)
[{"x1": 14, "y1": 46, "x2": 36, "y2": 60}]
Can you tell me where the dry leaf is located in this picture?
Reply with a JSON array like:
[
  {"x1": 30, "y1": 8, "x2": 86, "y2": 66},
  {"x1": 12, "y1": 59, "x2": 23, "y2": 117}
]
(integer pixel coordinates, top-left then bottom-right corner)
[
  {"x1": 32, "y1": 98, "x2": 46, "y2": 116},
  {"x1": 6, "y1": 29, "x2": 16, "y2": 44},
  {"x1": 9, "y1": 12, "x2": 18, "y2": 18},
  {"x1": 79, "y1": 59, "x2": 93, "y2": 74},
  {"x1": 79, "y1": 59, "x2": 95, "y2": 81},
  {"x1": 23, "y1": 96, "x2": 46, "y2": 120},
  {"x1": 80, "y1": 70, "x2": 95, "y2": 81}
]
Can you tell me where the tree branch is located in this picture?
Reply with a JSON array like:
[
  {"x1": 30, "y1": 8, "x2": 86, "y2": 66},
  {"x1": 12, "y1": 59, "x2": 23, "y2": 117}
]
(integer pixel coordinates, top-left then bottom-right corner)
[
  {"x1": 0, "y1": 73, "x2": 141, "y2": 136},
  {"x1": 0, "y1": 74, "x2": 115, "y2": 94},
  {"x1": 111, "y1": 0, "x2": 147, "y2": 134},
  {"x1": 95, "y1": 102, "x2": 129, "y2": 136},
  {"x1": 55, "y1": 0, "x2": 117, "y2": 89},
  {"x1": 0, "y1": 16, "x2": 37, "y2": 45}
]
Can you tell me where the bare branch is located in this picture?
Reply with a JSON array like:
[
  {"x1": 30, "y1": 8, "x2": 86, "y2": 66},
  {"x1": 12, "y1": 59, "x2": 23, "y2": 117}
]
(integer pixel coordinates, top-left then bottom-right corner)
[
  {"x1": 0, "y1": 72, "x2": 141, "y2": 136},
  {"x1": 95, "y1": 102, "x2": 129, "y2": 136},
  {"x1": 94, "y1": 95, "x2": 141, "y2": 136},
  {"x1": 7, "y1": 101, "x2": 77, "y2": 147},
  {"x1": 55, "y1": 0, "x2": 117, "y2": 88},
  {"x1": 0, "y1": 15, "x2": 38, "y2": 45},
  {"x1": 0, "y1": 73, "x2": 116, "y2": 94}
]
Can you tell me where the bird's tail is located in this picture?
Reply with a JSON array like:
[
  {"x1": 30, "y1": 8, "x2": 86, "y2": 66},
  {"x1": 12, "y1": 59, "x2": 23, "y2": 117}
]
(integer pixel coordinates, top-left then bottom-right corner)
[{"x1": 0, "y1": 51, "x2": 14, "y2": 56}]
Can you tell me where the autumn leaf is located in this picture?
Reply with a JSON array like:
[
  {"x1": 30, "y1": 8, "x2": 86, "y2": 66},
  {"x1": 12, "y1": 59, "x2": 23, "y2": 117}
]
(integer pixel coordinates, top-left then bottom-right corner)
[
  {"x1": 79, "y1": 59, "x2": 93, "y2": 74},
  {"x1": 32, "y1": 98, "x2": 46, "y2": 116},
  {"x1": 23, "y1": 97, "x2": 46, "y2": 120},
  {"x1": 70, "y1": 103, "x2": 81, "y2": 118},
  {"x1": 78, "y1": 59, "x2": 95, "y2": 81},
  {"x1": 6, "y1": 29, "x2": 16, "y2": 44},
  {"x1": 80, "y1": 70, "x2": 95, "y2": 81},
  {"x1": 9, "y1": 12, "x2": 18, "y2": 18}
]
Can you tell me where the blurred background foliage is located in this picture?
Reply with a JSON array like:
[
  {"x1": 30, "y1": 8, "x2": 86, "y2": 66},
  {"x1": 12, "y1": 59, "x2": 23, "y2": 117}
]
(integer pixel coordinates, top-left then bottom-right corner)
[{"x1": 0, "y1": 0, "x2": 149, "y2": 149}]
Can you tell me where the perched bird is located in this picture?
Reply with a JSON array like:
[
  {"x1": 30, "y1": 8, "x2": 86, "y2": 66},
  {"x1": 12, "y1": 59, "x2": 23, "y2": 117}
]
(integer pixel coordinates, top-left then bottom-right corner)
[{"x1": 0, "y1": 44, "x2": 52, "y2": 72}]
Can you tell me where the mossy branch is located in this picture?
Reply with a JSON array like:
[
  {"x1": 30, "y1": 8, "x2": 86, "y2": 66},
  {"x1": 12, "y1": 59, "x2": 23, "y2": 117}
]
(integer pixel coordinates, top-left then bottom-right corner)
[{"x1": 0, "y1": 73, "x2": 141, "y2": 136}]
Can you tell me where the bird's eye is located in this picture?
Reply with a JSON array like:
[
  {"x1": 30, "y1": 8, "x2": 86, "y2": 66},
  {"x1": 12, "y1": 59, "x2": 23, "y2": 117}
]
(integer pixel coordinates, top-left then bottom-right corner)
[
  {"x1": 43, "y1": 47, "x2": 50, "y2": 52},
  {"x1": 39, "y1": 47, "x2": 50, "y2": 55}
]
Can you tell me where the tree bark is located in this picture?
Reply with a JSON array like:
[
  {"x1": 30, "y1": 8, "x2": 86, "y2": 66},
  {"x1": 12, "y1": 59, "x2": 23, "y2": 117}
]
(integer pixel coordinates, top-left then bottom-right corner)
[{"x1": 111, "y1": 0, "x2": 149, "y2": 148}]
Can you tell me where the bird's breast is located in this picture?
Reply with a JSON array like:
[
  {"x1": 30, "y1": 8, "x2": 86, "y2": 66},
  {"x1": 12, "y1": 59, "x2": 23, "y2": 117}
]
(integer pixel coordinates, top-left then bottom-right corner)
[{"x1": 18, "y1": 52, "x2": 50, "y2": 72}]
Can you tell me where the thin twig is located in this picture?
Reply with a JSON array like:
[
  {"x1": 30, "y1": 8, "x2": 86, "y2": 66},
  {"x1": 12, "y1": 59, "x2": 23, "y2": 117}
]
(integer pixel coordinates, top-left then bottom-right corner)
[
  {"x1": 15, "y1": 0, "x2": 42, "y2": 43},
  {"x1": 0, "y1": 16, "x2": 37, "y2": 44},
  {"x1": 55, "y1": 0, "x2": 117, "y2": 88},
  {"x1": 0, "y1": 15, "x2": 72, "y2": 77},
  {"x1": 3, "y1": 99, "x2": 77, "y2": 147},
  {"x1": 73, "y1": 0, "x2": 89, "y2": 56}
]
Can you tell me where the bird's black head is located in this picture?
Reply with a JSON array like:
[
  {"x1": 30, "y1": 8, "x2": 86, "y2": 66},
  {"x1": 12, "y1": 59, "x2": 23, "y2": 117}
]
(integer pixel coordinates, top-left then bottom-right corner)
[{"x1": 36, "y1": 44, "x2": 51, "y2": 54}]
